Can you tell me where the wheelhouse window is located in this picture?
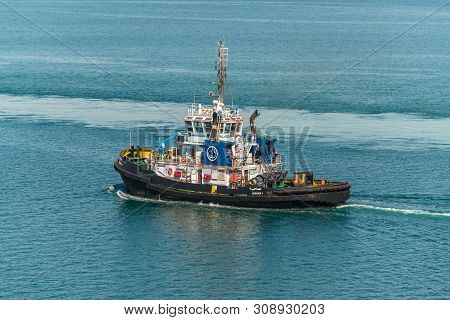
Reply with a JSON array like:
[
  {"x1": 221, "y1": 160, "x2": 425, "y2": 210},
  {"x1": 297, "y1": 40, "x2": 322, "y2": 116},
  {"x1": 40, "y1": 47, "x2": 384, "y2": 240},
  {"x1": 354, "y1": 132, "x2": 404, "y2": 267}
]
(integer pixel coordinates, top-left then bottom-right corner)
[
  {"x1": 204, "y1": 122, "x2": 212, "y2": 133},
  {"x1": 185, "y1": 121, "x2": 193, "y2": 132},
  {"x1": 230, "y1": 123, "x2": 236, "y2": 135},
  {"x1": 194, "y1": 121, "x2": 204, "y2": 133},
  {"x1": 224, "y1": 123, "x2": 231, "y2": 134}
]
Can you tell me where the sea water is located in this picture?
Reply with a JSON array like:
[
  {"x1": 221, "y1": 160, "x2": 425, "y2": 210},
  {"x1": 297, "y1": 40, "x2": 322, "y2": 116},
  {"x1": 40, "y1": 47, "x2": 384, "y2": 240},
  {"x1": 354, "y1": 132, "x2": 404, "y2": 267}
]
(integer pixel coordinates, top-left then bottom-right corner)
[{"x1": 0, "y1": 0, "x2": 448, "y2": 299}]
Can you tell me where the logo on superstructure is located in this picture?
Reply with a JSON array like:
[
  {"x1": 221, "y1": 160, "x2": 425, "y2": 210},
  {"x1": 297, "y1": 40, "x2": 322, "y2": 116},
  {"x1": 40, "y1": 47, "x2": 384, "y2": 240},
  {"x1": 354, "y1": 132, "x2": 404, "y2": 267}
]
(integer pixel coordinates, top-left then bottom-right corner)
[{"x1": 206, "y1": 146, "x2": 219, "y2": 161}]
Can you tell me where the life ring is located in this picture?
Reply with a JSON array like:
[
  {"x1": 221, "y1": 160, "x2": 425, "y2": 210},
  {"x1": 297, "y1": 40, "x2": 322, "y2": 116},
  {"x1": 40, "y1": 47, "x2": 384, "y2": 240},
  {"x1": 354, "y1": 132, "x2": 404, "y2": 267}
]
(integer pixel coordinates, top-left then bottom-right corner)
[{"x1": 168, "y1": 168, "x2": 173, "y2": 175}]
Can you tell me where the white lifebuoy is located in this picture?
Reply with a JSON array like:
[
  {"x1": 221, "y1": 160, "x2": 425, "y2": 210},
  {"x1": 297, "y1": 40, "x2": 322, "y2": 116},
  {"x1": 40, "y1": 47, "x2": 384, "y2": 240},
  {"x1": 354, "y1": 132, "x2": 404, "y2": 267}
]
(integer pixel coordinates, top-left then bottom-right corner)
[{"x1": 168, "y1": 168, "x2": 173, "y2": 175}]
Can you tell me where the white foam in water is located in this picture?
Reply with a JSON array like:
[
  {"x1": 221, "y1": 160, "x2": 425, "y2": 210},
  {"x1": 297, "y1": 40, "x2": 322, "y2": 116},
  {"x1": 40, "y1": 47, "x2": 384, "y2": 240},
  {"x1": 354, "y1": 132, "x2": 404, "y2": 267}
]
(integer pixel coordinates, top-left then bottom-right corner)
[
  {"x1": 115, "y1": 189, "x2": 448, "y2": 217},
  {"x1": 115, "y1": 189, "x2": 172, "y2": 204},
  {"x1": 116, "y1": 190, "x2": 148, "y2": 201},
  {"x1": 114, "y1": 189, "x2": 284, "y2": 212},
  {"x1": 337, "y1": 203, "x2": 450, "y2": 217},
  {"x1": 0, "y1": 94, "x2": 186, "y2": 128},
  {"x1": 257, "y1": 108, "x2": 450, "y2": 149},
  {"x1": 1, "y1": 94, "x2": 449, "y2": 149},
  {"x1": 113, "y1": 188, "x2": 448, "y2": 216},
  {"x1": 115, "y1": 189, "x2": 232, "y2": 208}
]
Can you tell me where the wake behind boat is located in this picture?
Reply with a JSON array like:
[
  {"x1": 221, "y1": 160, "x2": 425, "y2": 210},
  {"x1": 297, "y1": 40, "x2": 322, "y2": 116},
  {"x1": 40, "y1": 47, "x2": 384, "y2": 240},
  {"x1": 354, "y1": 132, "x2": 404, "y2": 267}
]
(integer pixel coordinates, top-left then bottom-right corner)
[{"x1": 114, "y1": 41, "x2": 351, "y2": 208}]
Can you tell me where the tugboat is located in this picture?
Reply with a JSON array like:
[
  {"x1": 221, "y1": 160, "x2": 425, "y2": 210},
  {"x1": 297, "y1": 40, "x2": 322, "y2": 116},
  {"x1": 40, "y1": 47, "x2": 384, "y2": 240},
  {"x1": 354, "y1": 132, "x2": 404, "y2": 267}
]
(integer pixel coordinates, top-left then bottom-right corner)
[{"x1": 114, "y1": 41, "x2": 351, "y2": 208}]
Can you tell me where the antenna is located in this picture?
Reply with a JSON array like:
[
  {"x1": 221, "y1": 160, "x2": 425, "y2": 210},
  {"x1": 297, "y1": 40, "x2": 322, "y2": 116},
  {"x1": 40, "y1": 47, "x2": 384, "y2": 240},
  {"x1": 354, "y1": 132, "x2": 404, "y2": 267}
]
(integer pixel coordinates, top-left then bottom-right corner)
[
  {"x1": 129, "y1": 131, "x2": 132, "y2": 148},
  {"x1": 144, "y1": 130, "x2": 147, "y2": 148},
  {"x1": 193, "y1": 87, "x2": 196, "y2": 104},
  {"x1": 137, "y1": 127, "x2": 140, "y2": 147},
  {"x1": 215, "y1": 40, "x2": 228, "y2": 105}
]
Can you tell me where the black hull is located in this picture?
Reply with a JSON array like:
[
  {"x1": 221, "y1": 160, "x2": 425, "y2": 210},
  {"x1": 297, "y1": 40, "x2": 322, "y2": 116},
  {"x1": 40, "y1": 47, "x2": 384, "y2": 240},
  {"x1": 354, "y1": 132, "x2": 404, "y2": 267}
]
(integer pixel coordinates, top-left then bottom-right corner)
[{"x1": 114, "y1": 160, "x2": 351, "y2": 209}]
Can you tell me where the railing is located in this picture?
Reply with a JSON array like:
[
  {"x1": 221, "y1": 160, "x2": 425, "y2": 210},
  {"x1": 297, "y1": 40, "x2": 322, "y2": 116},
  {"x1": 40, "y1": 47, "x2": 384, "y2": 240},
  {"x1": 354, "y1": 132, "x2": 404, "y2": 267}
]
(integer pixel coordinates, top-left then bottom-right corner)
[{"x1": 187, "y1": 105, "x2": 240, "y2": 118}]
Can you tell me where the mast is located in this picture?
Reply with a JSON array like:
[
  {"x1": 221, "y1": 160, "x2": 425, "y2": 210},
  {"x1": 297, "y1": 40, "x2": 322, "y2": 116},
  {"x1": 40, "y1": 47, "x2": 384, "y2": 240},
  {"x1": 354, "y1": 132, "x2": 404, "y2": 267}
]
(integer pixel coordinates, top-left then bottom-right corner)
[
  {"x1": 215, "y1": 40, "x2": 228, "y2": 105},
  {"x1": 210, "y1": 40, "x2": 228, "y2": 141}
]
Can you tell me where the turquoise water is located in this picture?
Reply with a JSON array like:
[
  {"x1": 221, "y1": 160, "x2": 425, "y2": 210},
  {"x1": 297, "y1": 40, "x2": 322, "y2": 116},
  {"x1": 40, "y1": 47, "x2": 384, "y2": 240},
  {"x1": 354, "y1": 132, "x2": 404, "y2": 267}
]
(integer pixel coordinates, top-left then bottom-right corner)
[{"x1": 0, "y1": 0, "x2": 449, "y2": 299}]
